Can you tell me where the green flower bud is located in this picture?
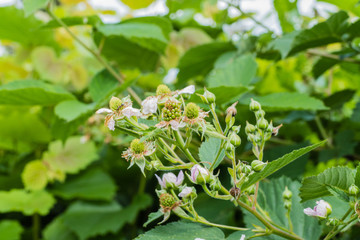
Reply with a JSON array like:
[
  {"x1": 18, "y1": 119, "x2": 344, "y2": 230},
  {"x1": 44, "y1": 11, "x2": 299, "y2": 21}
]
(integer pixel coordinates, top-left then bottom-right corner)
[
  {"x1": 159, "y1": 193, "x2": 176, "y2": 208},
  {"x1": 255, "y1": 109, "x2": 265, "y2": 119},
  {"x1": 251, "y1": 160, "x2": 267, "y2": 172},
  {"x1": 349, "y1": 184, "x2": 359, "y2": 196},
  {"x1": 247, "y1": 133, "x2": 255, "y2": 142},
  {"x1": 244, "y1": 184, "x2": 256, "y2": 195},
  {"x1": 109, "y1": 96, "x2": 122, "y2": 111},
  {"x1": 284, "y1": 199, "x2": 292, "y2": 210},
  {"x1": 209, "y1": 177, "x2": 222, "y2": 192},
  {"x1": 130, "y1": 139, "x2": 145, "y2": 154},
  {"x1": 266, "y1": 121, "x2": 273, "y2": 133},
  {"x1": 225, "y1": 141, "x2": 234, "y2": 152},
  {"x1": 201, "y1": 88, "x2": 216, "y2": 104},
  {"x1": 250, "y1": 99, "x2": 261, "y2": 112},
  {"x1": 257, "y1": 118, "x2": 268, "y2": 130},
  {"x1": 245, "y1": 121, "x2": 256, "y2": 134},
  {"x1": 282, "y1": 186, "x2": 292, "y2": 200},
  {"x1": 327, "y1": 217, "x2": 340, "y2": 226},
  {"x1": 232, "y1": 125, "x2": 241, "y2": 133},
  {"x1": 184, "y1": 102, "x2": 200, "y2": 119},
  {"x1": 156, "y1": 84, "x2": 171, "y2": 95},
  {"x1": 229, "y1": 132, "x2": 241, "y2": 147}
]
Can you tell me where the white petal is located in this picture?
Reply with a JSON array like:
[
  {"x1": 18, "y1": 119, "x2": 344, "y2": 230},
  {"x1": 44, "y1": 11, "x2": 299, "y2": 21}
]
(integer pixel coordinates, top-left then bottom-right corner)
[
  {"x1": 107, "y1": 118, "x2": 115, "y2": 131},
  {"x1": 178, "y1": 85, "x2": 195, "y2": 95},
  {"x1": 163, "y1": 68, "x2": 179, "y2": 84},
  {"x1": 96, "y1": 108, "x2": 113, "y2": 114},
  {"x1": 169, "y1": 120, "x2": 185, "y2": 130},
  {"x1": 303, "y1": 208, "x2": 317, "y2": 217},
  {"x1": 240, "y1": 234, "x2": 246, "y2": 240},
  {"x1": 179, "y1": 187, "x2": 192, "y2": 198},
  {"x1": 141, "y1": 96, "x2": 158, "y2": 115},
  {"x1": 122, "y1": 107, "x2": 141, "y2": 118}
]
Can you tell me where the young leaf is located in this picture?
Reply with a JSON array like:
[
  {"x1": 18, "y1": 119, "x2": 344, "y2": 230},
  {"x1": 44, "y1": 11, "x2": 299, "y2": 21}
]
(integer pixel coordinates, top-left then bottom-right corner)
[
  {"x1": 242, "y1": 140, "x2": 326, "y2": 189},
  {"x1": 0, "y1": 220, "x2": 23, "y2": 240},
  {"x1": 42, "y1": 15, "x2": 102, "y2": 28},
  {"x1": 42, "y1": 136, "x2": 98, "y2": 174},
  {"x1": 22, "y1": 160, "x2": 48, "y2": 191},
  {"x1": 199, "y1": 138, "x2": 225, "y2": 169},
  {"x1": 0, "y1": 190, "x2": 55, "y2": 215},
  {"x1": 0, "y1": 80, "x2": 74, "y2": 106},
  {"x1": 143, "y1": 210, "x2": 163, "y2": 227},
  {"x1": 51, "y1": 169, "x2": 117, "y2": 201},
  {"x1": 136, "y1": 221, "x2": 225, "y2": 240},
  {"x1": 23, "y1": 0, "x2": 49, "y2": 16},
  {"x1": 300, "y1": 166, "x2": 355, "y2": 202}
]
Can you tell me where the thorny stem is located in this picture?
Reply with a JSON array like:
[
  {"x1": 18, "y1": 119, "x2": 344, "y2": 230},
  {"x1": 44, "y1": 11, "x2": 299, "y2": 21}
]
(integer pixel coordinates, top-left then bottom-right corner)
[
  {"x1": 324, "y1": 215, "x2": 358, "y2": 240},
  {"x1": 157, "y1": 137, "x2": 185, "y2": 165},
  {"x1": 324, "y1": 207, "x2": 355, "y2": 240},
  {"x1": 46, "y1": 4, "x2": 142, "y2": 105},
  {"x1": 210, "y1": 103, "x2": 223, "y2": 134}
]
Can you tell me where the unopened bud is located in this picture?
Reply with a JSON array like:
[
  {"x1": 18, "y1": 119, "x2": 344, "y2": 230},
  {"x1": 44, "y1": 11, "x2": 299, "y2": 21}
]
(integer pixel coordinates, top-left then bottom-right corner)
[
  {"x1": 203, "y1": 88, "x2": 216, "y2": 104},
  {"x1": 247, "y1": 133, "x2": 255, "y2": 142},
  {"x1": 232, "y1": 125, "x2": 241, "y2": 133},
  {"x1": 282, "y1": 186, "x2": 292, "y2": 200},
  {"x1": 244, "y1": 184, "x2": 256, "y2": 195},
  {"x1": 226, "y1": 101, "x2": 238, "y2": 117},
  {"x1": 109, "y1": 96, "x2": 122, "y2": 111},
  {"x1": 257, "y1": 118, "x2": 268, "y2": 130},
  {"x1": 255, "y1": 109, "x2": 265, "y2": 119},
  {"x1": 209, "y1": 177, "x2": 222, "y2": 192},
  {"x1": 225, "y1": 141, "x2": 234, "y2": 152},
  {"x1": 245, "y1": 121, "x2": 256, "y2": 134},
  {"x1": 251, "y1": 160, "x2": 267, "y2": 172},
  {"x1": 130, "y1": 139, "x2": 145, "y2": 154},
  {"x1": 272, "y1": 124, "x2": 283, "y2": 136},
  {"x1": 349, "y1": 184, "x2": 359, "y2": 196},
  {"x1": 327, "y1": 217, "x2": 340, "y2": 226},
  {"x1": 284, "y1": 199, "x2": 292, "y2": 210},
  {"x1": 250, "y1": 99, "x2": 261, "y2": 112},
  {"x1": 229, "y1": 132, "x2": 241, "y2": 147},
  {"x1": 184, "y1": 102, "x2": 200, "y2": 119}
]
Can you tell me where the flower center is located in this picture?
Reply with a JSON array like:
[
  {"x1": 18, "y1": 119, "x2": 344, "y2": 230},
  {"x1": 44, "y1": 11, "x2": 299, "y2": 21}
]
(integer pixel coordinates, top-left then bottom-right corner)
[
  {"x1": 159, "y1": 193, "x2": 176, "y2": 208},
  {"x1": 184, "y1": 102, "x2": 199, "y2": 119},
  {"x1": 109, "y1": 96, "x2": 123, "y2": 111},
  {"x1": 162, "y1": 101, "x2": 181, "y2": 121},
  {"x1": 130, "y1": 139, "x2": 145, "y2": 154},
  {"x1": 156, "y1": 84, "x2": 171, "y2": 96}
]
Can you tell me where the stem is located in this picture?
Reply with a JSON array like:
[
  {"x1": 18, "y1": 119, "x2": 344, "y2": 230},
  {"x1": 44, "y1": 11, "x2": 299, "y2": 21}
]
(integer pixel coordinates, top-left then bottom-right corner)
[
  {"x1": 210, "y1": 103, "x2": 223, "y2": 134},
  {"x1": 220, "y1": 186, "x2": 303, "y2": 240},
  {"x1": 158, "y1": 164, "x2": 194, "y2": 171},
  {"x1": 307, "y1": 49, "x2": 360, "y2": 64},
  {"x1": 324, "y1": 207, "x2": 354, "y2": 240},
  {"x1": 198, "y1": 219, "x2": 248, "y2": 231},
  {"x1": 46, "y1": 5, "x2": 142, "y2": 105},
  {"x1": 33, "y1": 214, "x2": 40, "y2": 240},
  {"x1": 115, "y1": 126, "x2": 141, "y2": 137},
  {"x1": 174, "y1": 131, "x2": 198, "y2": 164},
  {"x1": 324, "y1": 215, "x2": 358, "y2": 240},
  {"x1": 286, "y1": 210, "x2": 293, "y2": 232},
  {"x1": 157, "y1": 137, "x2": 185, "y2": 164},
  {"x1": 314, "y1": 116, "x2": 332, "y2": 148},
  {"x1": 137, "y1": 175, "x2": 146, "y2": 195}
]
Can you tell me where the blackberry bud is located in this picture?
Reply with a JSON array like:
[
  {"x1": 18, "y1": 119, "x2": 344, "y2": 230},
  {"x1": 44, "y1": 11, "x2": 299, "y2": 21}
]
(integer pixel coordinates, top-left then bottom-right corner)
[
  {"x1": 250, "y1": 99, "x2": 261, "y2": 112},
  {"x1": 159, "y1": 193, "x2": 176, "y2": 208},
  {"x1": 184, "y1": 102, "x2": 200, "y2": 119},
  {"x1": 109, "y1": 96, "x2": 122, "y2": 111},
  {"x1": 156, "y1": 84, "x2": 171, "y2": 96},
  {"x1": 130, "y1": 139, "x2": 145, "y2": 154}
]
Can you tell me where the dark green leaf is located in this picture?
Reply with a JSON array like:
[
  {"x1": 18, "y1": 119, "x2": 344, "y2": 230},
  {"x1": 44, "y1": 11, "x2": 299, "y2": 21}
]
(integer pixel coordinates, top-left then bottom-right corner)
[
  {"x1": 51, "y1": 169, "x2": 117, "y2": 201},
  {"x1": 274, "y1": 0, "x2": 298, "y2": 33},
  {"x1": 177, "y1": 42, "x2": 236, "y2": 82},
  {"x1": 0, "y1": 80, "x2": 74, "y2": 106},
  {"x1": 239, "y1": 92, "x2": 328, "y2": 111},
  {"x1": 355, "y1": 165, "x2": 360, "y2": 188},
  {"x1": 326, "y1": 185, "x2": 350, "y2": 202},
  {"x1": 323, "y1": 89, "x2": 356, "y2": 109},
  {"x1": 0, "y1": 220, "x2": 23, "y2": 240},
  {"x1": 143, "y1": 210, "x2": 163, "y2": 227},
  {"x1": 199, "y1": 138, "x2": 225, "y2": 169},
  {"x1": 43, "y1": 216, "x2": 77, "y2": 240},
  {"x1": 243, "y1": 140, "x2": 326, "y2": 189},
  {"x1": 300, "y1": 167, "x2": 354, "y2": 202},
  {"x1": 89, "y1": 69, "x2": 118, "y2": 103},
  {"x1": 136, "y1": 221, "x2": 225, "y2": 240}
]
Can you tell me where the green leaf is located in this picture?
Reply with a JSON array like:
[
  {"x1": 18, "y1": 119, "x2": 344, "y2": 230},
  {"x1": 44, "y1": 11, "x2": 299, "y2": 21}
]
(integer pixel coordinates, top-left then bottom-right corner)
[
  {"x1": 289, "y1": 11, "x2": 349, "y2": 55},
  {"x1": 51, "y1": 169, "x2": 117, "y2": 201},
  {"x1": 42, "y1": 15, "x2": 102, "y2": 28},
  {"x1": 177, "y1": 42, "x2": 236, "y2": 82},
  {"x1": 121, "y1": 0, "x2": 155, "y2": 9},
  {"x1": 274, "y1": 0, "x2": 298, "y2": 33},
  {"x1": 199, "y1": 138, "x2": 225, "y2": 169},
  {"x1": 98, "y1": 22, "x2": 168, "y2": 53},
  {"x1": 62, "y1": 194, "x2": 152, "y2": 240},
  {"x1": 244, "y1": 177, "x2": 322, "y2": 240},
  {"x1": 0, "y1": 220, "x2": 23, "y2": 240},
  {"x1": 23, "y1": 0, "x2": 49, "y2": 16},
  {"x1": 190, "y1": 86, "x2": 249, "y2": 105},
  {"x1": 94, "y1": 32, "x2": 159, "y2": 71},
  {"x1": 243, "y1": 140, "x2": 326, "y2": 189},
  {"x1": 300, "y1": 167, "x2": 354, "y2": 202},
  {"x1": 0, "y1": 7, "x2": 55, "y2": 46},
  {"x1": 42, "y1": 136, "x2": 98, "y2": 174},
  {"x1": 143, "y1": 210, "x2": 163, "y2": 227},
  {"x1": 22, "y1": 160, "x2": 48, "y2": 191},
  {"x1": 319, "y1": 0, "x2": 360, "y2": 17},
  {"x1": 89, "y1": 69, "x2": 119, "y2": 103},
  {"x1": 0, "y1": 189, "x2": 55, "y2": 215},
  {"x1": 312, "y1": 57, "x2": 339, "y2": 78},
  {"x1": 323, "y1": 89, "x2": 356, "y2": 109},
  {"x1": 0, "y1": 80, "x2": 74, "y2": 106},
  {"x1": 270, "y1": 31, "x2": 300, "y2": 58},
  {"x1": 207, "y1": 54, "x2": 257, "y2": 88},
  {"x1": 55, "y1": 100, "x2": 95, "y2": 122},
  {"x1": 355, "y1": 165, "x2": 360, "y2": 188},
  {"x1": 239, "y1": 92, "x2": 328, "y2": 111},
  {"x1": 136, "y1": 221, "x2": 225, "y2": 240},
  {"x1": 326, "y1": 185, "x2": 350, "y2": 202},
  {"x1": 43, "y1": 216, "x2": 77, "y2": 240}
]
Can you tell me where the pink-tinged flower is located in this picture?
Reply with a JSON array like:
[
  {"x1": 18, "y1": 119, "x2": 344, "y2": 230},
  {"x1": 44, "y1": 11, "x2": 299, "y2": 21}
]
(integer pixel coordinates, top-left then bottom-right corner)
[
  {"x1": 121, "y1": 139, "x2": 155, "y2": 175},
  {"x1": 178, "y1": 187, "x2": 193, "y2": 198},
  {"x1": 190, "y1": 164, "x2": 210, "y2": 184},
  {"x1": 96, "y1": 96, "x2": 140, "y2": 131},
  {"x1": 155, "y1": 171, "x2": 184, "y2": 189},
  {"x1": 304, "y1": 200, "x2": 332, "y2": 218},
  {"x1": 141, "y1": 96, "x2": 158, "y2": 115},
  {"x1": 240, "y1": 234, "x2": 246, "y2": 240},
  {"x1": 155, "y1": 120, "x2": 186, "y2": 130}
]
